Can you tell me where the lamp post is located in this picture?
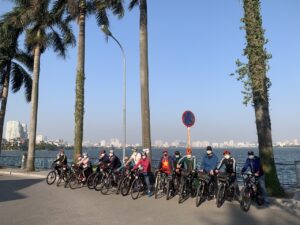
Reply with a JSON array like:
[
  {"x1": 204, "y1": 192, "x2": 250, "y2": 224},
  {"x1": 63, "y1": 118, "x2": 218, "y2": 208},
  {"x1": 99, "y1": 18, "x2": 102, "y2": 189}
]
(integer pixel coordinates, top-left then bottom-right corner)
[{"x1": 101, "y1": 25, "x2": 126, "y2": 161}]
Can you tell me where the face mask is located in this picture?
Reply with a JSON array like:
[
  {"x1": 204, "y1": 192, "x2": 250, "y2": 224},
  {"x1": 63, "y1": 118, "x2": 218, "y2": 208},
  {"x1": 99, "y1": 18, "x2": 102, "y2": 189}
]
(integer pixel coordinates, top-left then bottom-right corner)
[
  {"x1": 109, "y1": 153, "x2": 113, "y2": 157},
  {"x1": 224, "y1": 155, "x2": 230, "y2": 159},
  {"x1": 187, "y1": 154, "x2": 191, "y2": 159},
  {"x1": 206, "y1": 150, "x2": 212, "y2": 155},
  {"x1": 248, "y1": 155, "x2": 254, "y2": 159},
  {"x1": 84, "y1": 155, "x2": 87, "y2": 158},
  {"x1": 163, "y1": 154, "x2": 168, "y2": 157},
  {"x1": 142, "y1": 156, "x2": 146, "y2": 159},
  {"x1": 175, "y1": 155, "x2": 180, "y2": 159}
]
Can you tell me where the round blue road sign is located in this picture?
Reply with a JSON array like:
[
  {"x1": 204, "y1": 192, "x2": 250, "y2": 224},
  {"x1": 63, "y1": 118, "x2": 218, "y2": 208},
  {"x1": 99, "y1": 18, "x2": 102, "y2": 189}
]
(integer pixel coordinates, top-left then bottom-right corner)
[{"x1": 182, "y1": 110, "x2": 195, "y2": 127}]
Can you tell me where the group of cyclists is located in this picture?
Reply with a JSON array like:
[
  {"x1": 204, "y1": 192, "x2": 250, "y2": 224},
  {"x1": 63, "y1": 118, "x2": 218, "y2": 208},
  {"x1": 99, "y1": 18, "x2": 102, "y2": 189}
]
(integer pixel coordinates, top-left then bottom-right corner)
[{"x1": 52, "y1": 145, "x2": 269, "y2": 206}]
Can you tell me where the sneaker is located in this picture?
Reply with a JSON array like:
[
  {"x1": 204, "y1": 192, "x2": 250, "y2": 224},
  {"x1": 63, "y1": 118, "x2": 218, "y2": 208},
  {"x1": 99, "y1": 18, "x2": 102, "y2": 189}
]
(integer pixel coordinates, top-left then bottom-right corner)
[{"x1": 147, "y1": 191, "x2": 153, "y2": 197}]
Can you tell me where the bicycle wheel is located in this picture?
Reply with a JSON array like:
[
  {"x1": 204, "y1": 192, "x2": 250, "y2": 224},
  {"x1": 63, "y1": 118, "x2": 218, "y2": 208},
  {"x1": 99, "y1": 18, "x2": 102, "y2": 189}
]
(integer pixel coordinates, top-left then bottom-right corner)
[
  {"x1": 120, "y1": 177, "x2": 131, "y2": 196},
  {"x1": 154, "y1": 175, "x2": 161, "y2": 199},
  {"x1": 131, "y1": 179, "x2": 143, "y2": 200},
  {"x1": 46, "y1": 171, "x2": 56, "y2": 185},
  {"x1": 100, "y1": 176, "x2": 112, "y2": 195},
  {"x1": 56, "y1": 177, "x2": 62, "y2": 187},
  {"x1": 216, "y1": 184, "x2": 225, "y2": 208},
  {"x1": 195, "y1": 182, "x2": 205, "y2": 207},
  {"x1": 240, "y1": 187, "x2": 251, "y2": 212},
  {"x1": 69, "y1": 174, "x2": 79, "y2": 189},
  {"x1": 166, "y1": 179, "x2": 172, "y2": 200},
  {"x1": 87, "y1": 173, "x2": 96, "y2": 190},
  {"x1": 93, "y1": 173, "x2": 103, "y2": 191},
  {"x1": 178, "y1": 181, "x2": 187, "y2": 204}
]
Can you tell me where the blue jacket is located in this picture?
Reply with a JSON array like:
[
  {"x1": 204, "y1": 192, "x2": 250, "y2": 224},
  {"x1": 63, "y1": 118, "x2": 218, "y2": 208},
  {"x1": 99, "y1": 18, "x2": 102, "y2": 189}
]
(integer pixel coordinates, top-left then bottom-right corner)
[
  {"x1": 241, "y1": 156, "x2": 264, "y2": 176},
  {"x1": 201, "y1": 153, "x2": 218, "y2": 173}
]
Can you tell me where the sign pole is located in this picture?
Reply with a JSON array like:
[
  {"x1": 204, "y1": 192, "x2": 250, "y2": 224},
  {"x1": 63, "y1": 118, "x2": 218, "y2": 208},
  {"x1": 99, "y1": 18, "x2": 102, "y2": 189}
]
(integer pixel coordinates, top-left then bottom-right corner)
[{"x1": 187, "y1": 127, "x2": 191, "y2": 148}]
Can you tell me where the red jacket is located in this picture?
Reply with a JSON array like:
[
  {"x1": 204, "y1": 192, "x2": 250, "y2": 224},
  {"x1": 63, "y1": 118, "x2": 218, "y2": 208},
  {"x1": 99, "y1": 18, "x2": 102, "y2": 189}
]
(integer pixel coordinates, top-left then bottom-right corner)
[{"x1": 133, "y1": 158, "x2": 151, "y2": 173}]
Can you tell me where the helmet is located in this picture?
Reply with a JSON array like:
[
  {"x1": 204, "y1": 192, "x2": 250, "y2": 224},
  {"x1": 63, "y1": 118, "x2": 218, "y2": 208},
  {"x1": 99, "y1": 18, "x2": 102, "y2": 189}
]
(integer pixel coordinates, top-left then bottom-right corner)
[
  {"x1": 143, "y1": 148, "x2": 149, "y2": 154},
  {"x1": 83, "y1": 152, "x2": 88, "y2": 157},
  {"x1": 248, "y1": 151, "x2": 254, "y2": 156},
  {"x1": 223, "y1": 150, "x2": 231, "y2": 155},
  {"x1": 109, "y1": 149, "x2": 114, "y2": 154},
  {"x1": 131, "y1": 148, "x2": 137, "y2": 152},
  {"x1": 141, "y1": 151, "x2": 147, "y2": 157}
]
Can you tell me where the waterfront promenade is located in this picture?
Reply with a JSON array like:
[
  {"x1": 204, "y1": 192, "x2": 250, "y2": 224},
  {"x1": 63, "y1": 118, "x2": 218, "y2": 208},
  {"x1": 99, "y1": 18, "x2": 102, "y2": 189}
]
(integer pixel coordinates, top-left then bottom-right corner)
[{"x1": 0, "y1": 170, "x2": 299, "y2": 225}]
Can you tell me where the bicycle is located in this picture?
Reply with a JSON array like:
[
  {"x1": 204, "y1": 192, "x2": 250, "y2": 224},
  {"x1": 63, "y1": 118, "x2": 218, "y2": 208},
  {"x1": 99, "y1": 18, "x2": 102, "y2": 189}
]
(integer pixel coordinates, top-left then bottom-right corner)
[
  {"x1": 130, "y1": 169, "x2": 147, "y2": 200},
  {"x1": 119, "y1": 169, "x2": 135, "y2": 196},
  {"x1": 46, "y1": 162, "x2": 68, "y2": 187},
  {"x1": 215, "y1": 172, "x2": 235, "y2": 208},
  {"x1": 154, "y1": 171, "x2": 168, "y2": 199},
  {"x1": 195, "y1": 172, "x2": 215, "y2": 207},
  {"x1": 240, "y1": 172, "x2": 264, "y2": 212},
  {"x1": 178, "y1": 170, "x2": 198, "y2": 204}
]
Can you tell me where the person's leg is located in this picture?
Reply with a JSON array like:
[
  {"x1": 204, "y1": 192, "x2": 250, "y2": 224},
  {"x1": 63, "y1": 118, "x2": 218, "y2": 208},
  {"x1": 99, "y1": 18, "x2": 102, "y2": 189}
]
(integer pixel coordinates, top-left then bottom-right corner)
[
  {"x1": 143, "y1": 173, "x2": 152, "y2": 195},
  {"x1": 258, "y1": 175, "x2": 269, "y2": 204}
]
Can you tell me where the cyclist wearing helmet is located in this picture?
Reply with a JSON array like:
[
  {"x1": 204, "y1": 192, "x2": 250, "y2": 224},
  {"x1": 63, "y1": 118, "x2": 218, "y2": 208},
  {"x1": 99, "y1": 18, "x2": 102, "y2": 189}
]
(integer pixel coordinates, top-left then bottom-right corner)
[
  {"x1": 241, "y1": 151, "x2": 269, "y2": 204},
  {"x1": 78, "y1": 152, "x2": 91, "y2": 182},
  {"x1": 157, "y1": 149, "x2": 174, "y2": 175},
  {"x1": 108, "y1": 150, "x2": 121, "y2": 171},
  {"x1": 216, "y1": 150, "x2": 239, "y2": 199},
  {"x1": 125, "y1": 148, "x2": 141, "y2": 166},
  {"x1": 177, "y1": 147, "x2": 197, "y2": 177},
  {"x1": 53, "y1": 149, "x2": 67, "y2": 176},
  {"x1": 132, "y1": 152, "x2": 152, "y2": 197}
]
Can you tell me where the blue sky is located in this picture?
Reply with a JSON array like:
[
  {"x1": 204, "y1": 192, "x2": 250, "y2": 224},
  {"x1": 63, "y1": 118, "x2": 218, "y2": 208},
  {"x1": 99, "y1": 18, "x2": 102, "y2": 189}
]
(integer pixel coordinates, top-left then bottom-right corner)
[{"x1": 1, "y1": 0, "x2": 300, "y2": 144}]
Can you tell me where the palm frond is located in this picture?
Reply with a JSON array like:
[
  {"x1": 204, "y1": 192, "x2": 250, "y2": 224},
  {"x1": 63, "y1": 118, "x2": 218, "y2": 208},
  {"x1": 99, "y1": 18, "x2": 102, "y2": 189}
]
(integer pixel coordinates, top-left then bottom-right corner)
[
  {"x1": 128, "y1": 0, "x2": 139, "y2": 10},
  {"x1": 11, "y1": 62, "x2": 24, "y2": 93},
  {"x1": 49, "y1": 29, "x2": 67, "y2": 58},
  {"x1": 95, "y1": 9, "x2": 109, "y2": 28},
  {"x1": 23, "y1": 70, "x2": 32, "y2": 102},
  {"x1": 109, "y1": 0, "x2": 125, "y2": 18},
  {"x1": 15, "y1": 51, "x2": 34, "y2": 72}
]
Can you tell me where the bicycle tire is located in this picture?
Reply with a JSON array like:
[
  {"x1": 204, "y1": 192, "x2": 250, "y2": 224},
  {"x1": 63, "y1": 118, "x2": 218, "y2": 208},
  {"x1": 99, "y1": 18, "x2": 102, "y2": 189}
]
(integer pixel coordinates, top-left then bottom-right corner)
[
  {"x1": 131, "y1": 179, "x2": 143, "y2": 200},
  {"x1": 240, "y1": 187, "x2": 251, "y2": 212},
  {"x1": 216, "y1": 183, "x2": 225, "y2": 208},
  {"x1": 195, "y1": 182, "x2": 205, "y2": 207},
  {"x1": 46, "y1": 171, "x2": 56, "y2": 185}
]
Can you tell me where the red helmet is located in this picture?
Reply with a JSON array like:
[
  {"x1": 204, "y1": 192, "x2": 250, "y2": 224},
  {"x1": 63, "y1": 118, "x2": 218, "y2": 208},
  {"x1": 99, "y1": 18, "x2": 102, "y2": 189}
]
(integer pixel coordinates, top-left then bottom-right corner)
[{"x1": 223, "y1": 150, "x2": 231, "y2": 155}]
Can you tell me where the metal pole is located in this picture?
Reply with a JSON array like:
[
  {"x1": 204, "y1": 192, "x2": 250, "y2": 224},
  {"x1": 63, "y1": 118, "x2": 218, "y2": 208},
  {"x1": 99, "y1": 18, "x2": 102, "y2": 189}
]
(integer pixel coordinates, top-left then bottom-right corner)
[
  {"x1": 110, "y1": 35, "x2": 126, "y2": 161},
  {"x1": 187, "y1": 127, "x2": 191, "y2": 148}
]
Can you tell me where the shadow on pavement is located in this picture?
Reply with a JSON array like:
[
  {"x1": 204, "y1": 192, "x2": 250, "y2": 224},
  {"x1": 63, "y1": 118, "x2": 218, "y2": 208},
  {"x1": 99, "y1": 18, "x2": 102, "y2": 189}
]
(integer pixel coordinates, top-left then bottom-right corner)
[{"x1": 0, "y1": 178, "x2": 43, "y2": 203}]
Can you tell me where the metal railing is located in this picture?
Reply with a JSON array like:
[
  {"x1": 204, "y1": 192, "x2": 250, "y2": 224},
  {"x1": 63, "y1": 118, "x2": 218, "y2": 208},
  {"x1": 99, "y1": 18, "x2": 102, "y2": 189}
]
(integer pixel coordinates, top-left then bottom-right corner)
[{"x1": 0, "y1": 155, "x2": 298, "y2": 188}]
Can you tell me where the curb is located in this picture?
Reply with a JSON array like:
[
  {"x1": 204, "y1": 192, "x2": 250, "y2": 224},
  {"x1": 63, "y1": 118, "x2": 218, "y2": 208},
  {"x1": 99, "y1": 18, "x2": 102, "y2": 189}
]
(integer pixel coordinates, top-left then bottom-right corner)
[{"x1": 0, "y1": 170, "x2": 46, "y2": 179}]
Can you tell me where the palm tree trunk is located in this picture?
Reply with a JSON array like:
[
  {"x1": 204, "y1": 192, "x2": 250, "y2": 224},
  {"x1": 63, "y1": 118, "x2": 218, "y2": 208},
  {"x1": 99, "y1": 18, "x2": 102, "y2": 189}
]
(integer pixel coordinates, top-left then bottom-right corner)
[
  {"x1": 243, "y1": 0, "x2": 284, "y2": 196},
  {"x1": 139, "y1": 0, "x2": 152, "y2": 160},
  {"x1": 0, "y1": 63, "x2": 11, "y2": 155},
  {"x1": 74, "y1": 1, "x2": 86, "y2": 161},
  {"x1": 27, "y1": 45, "x2": 41, "y2": 171}
]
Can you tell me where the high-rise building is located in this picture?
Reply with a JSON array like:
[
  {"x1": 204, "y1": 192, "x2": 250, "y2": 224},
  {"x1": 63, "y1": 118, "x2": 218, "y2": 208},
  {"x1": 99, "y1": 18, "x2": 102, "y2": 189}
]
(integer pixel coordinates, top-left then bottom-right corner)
[
  {"x1": 5, "y1": 121, "x2": 23, "y2": 140},
  {"x1": 21, "y1": 123, "x2": 28, "y2": 139}
]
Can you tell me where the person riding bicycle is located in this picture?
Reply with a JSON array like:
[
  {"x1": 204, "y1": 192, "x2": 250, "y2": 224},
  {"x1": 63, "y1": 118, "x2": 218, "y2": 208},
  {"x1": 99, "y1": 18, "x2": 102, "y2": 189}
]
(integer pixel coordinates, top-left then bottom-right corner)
[
  {"x1": 216, "y1": 150, "x2": 239, "y2": 199},
  {"x1": 241, "y1": 151, "x2": 269, "y2": 204},
  {"x1": 77, "y1": 152, "x2": 92, "y2": 182},
  {"x1": 132, "y1": 152, "x2": 152, "y2": 197},
  {"x1": 177, "y1": 147, "x2": 197, "y2": 182},
  {"x1": 53, "y1": 149, "x2": 68, "y2": 176},
  {"x1": 108, "y1": 150, "x2": 122, "y2": 171},
  {"x1": 116, "y1": 156, "x2": 133, "y2": 172},
  {"x1": 125, "y1": 148, "x2": 141, "y2": 166},
  {"x1": 96, "y1": 150, "x2": 110, "y2": 173},
  {"x1": 200, "y1": 146, "x2": 219, "y2": 195},
  {"x1": 157, "y1": 149, "x2": 174, "y2": 175}
]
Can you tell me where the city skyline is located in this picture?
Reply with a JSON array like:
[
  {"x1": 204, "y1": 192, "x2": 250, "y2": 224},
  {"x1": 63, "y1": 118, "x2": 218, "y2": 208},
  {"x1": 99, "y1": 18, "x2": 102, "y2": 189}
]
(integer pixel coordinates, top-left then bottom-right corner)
[{"x1": 1, "y1": 1, "x2": 300, "y2": 146}]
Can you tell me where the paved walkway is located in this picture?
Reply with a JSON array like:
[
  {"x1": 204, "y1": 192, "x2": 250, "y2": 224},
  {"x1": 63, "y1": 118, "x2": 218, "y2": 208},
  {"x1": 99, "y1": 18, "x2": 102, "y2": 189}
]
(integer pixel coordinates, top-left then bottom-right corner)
[{"x1": 0, "y1": 171, "x2": 299, "y2": 225}]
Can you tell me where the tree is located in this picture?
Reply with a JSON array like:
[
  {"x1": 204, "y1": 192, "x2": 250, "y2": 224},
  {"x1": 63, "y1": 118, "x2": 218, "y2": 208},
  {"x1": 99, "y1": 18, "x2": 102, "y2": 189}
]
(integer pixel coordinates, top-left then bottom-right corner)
[
  {"x1": 0, "y1": 22, "x2": 33, "y2": 155},
  {"x1": 3, "y1": 0, "x2": 75, "y2": 171},
  {"x1": 52, "y1": 0, "x2": 124, "y2": 161},
  {"x1": 129, "y1": 0, "x2": 152, "y2": 160},
  {"x1": 232, "y1": 0, "x2": 284, "y2": 196}
]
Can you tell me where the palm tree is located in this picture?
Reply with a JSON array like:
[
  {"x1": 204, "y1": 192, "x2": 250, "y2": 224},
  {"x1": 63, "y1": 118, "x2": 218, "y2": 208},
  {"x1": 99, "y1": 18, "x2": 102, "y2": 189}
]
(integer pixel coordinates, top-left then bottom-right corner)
[
  {"x1": 52, "y1": 0, "x2": 124, "y2": 161},
  {"x1": 3, "y1": 0, "x2": 75, "y2": 171},
  {"x1": 233, "y1": 0, "x2": 284, "y2": 196},
  {"x1": 129, "y1": 0, "x2": 152, "y2": 159},
  {"x1": 0, "y1": 22, "x2": 33, "y2": 155}
]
